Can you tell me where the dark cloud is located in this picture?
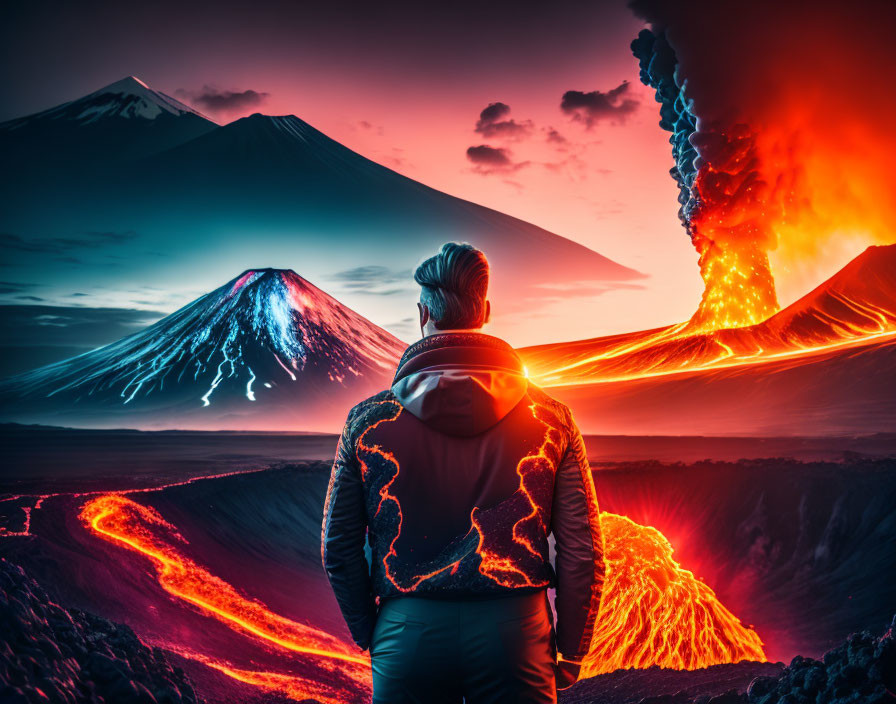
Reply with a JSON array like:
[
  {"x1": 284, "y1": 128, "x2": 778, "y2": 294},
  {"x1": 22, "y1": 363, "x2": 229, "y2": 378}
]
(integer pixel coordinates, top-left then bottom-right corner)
[
  {"x1": 474, "y1": 102, "x2": 533, "y2": 140},
  {"x1": 176, "y1": 86, "x2": 269, "y2": 115},
  {"x1": 0, "y1": 231, "x2": 137, "y2": 255},
  {"x1": 466, "y1": 145, "x2": 530, "y2": 174},
  {"x1": 0, "y1": 304, "x2": 168, "y2": 376},
  {"x1": 15, "y1": 295, "x2": 44, "y2": 302},
  {"x1": 561, "y1": 81, "x2": 639, "y2": 127},
  {"x1": 0, "y1": 281, "x2": 37, "y2": 295},
  {"x1": 545, "y1": 127, "x2": 569, "y2": 147},
  {"x1": 329, "y1": 265, "x2": 414, "y2": 295}
]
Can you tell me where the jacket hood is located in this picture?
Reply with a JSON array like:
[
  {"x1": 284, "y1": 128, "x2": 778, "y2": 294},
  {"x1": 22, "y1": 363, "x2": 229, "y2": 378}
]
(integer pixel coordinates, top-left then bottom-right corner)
[{"x1": 391, "y1": 332, "x2": 529, "y2": 436}]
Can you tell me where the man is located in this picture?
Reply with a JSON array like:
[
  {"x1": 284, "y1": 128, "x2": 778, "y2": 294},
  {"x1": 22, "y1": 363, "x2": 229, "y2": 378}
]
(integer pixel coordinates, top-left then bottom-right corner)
[{"x1": 322, "y1": 242, "x2": 604, "y2": 703}]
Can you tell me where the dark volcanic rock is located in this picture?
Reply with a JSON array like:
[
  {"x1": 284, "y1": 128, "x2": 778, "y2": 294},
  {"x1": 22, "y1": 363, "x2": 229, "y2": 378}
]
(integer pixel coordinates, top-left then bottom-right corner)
[
  {"x1": 563, "y1": 616, "x2": 896, "y2": 704},
  {"x1": 0, "y1": 558, "x2": 201, "y2": 704},
  {"x1": 559, "y1": 662, "x2": 784, "y2": 704}
]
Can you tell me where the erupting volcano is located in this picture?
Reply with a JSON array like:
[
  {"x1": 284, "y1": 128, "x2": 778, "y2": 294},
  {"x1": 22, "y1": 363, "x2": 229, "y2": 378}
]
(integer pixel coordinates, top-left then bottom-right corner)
[{"x1": 630, "y1": 0, "x2": 896, "y2": 333}]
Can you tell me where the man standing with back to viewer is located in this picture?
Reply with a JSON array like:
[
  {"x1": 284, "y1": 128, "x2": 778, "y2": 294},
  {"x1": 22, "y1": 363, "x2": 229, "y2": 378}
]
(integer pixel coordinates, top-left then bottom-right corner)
[{"x1": 322, "y1": 242, "x2": 605, "y2": 703}]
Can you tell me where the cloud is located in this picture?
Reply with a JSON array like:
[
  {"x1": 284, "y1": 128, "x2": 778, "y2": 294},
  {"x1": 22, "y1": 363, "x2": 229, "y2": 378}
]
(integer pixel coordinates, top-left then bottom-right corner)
[
  {"x1": 0, "y1": 281, "x2": 37, "y2": 295},
  {"x1": 542, "y1": 154, "x2": 590, "y2": 181},
  {"x1": 466, "y1": 145, "x2": 530, "y2": 175},
  {"x1": 383, "y1": 317, "x2": 416, "y2": 342},
  {"x1": 561, "y1": 81, "x2": 639, "y2": 127},
  {"x1": 329, "y1": 265, "x2": 415, "y2": 295},
  {"x1": 357, "y1": 120, "x2": 385, "y2": 136},
  {"x1": 544, "y1": 127, "x2": 570, "y2": 149},
  {"x1": 0, "y1": 305, "x2": 164, "y2": 378},
  {"x1": 176, "y1": 86, "x2": 269, "y2": 115},
  {"x1": 0, "y1": 230, "x2": 138, "y2": 255},
  {"x1": 474, "y1": 102, "x2": 534, "y2": 140},
  {"x1": 15, "y1": 295, "x2": 44, "y2": 302}
]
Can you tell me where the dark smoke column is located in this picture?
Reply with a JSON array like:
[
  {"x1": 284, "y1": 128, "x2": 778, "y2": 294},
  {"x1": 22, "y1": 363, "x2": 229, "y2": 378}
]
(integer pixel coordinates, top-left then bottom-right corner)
[{"x1": 632, "y1": 30, "x2": 780, "y2": 331}]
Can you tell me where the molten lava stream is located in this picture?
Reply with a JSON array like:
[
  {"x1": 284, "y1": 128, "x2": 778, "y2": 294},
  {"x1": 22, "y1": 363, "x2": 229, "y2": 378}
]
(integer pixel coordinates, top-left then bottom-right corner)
[
  {"x1": 81, "y1": 494, "x2": 765, "y2": 701},
  {"x1": 583, "y1": 512, "x2": 766, "y2": 677},
  {"x1": 80, "y1": 494, "x2": 371, "y2": 703}
]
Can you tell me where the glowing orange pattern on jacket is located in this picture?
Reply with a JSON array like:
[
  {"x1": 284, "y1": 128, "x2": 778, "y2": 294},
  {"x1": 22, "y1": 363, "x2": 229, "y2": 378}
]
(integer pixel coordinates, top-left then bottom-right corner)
[{"x1": 358, "y1": 398, "x2": 561, "y2": 591}]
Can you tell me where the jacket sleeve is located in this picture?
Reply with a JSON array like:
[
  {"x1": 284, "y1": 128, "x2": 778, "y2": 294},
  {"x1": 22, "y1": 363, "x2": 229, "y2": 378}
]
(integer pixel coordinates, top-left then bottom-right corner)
[
  {"x1": 321, "y1": 416, "x2": 377, "y2": 650},
  {"x1": 550, "y1": 419, "x2": 605, "y2": 662}
]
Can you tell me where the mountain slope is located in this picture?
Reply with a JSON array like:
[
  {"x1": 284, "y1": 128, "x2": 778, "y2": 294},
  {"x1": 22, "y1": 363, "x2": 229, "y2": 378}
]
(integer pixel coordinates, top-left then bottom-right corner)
[
  {"x1": 0, "y1": 76, "x2": 217, "y2": 169},
  {"x1": 0, "y1": 78, "x2": 642, "y2": 344},
  {"x1": 521, "y1": 244, "x2": 896, "y2": 387},
  {"x1": 0, "y1": 269, "x2": 405, "y2": 430},
  {"x1": 519, "y1": 245, "x2": 896, "y2": 435},
  {"x1": 126, "y1": 112, "x2": 640, "y2": 282}
]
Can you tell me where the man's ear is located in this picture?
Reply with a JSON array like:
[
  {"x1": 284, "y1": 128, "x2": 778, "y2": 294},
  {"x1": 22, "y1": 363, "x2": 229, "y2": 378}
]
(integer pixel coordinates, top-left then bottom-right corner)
[
  {"x1": 417, "y1": 302, "x2": 429, "y2": 328},
  {"x1": 483, "y1": 300, "x2": 491, "y2": 325}
]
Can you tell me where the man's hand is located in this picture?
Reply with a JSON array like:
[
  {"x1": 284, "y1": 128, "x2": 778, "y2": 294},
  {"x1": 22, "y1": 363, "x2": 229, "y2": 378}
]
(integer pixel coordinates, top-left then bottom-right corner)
[{"x1": 555, "y1": 659, "x2": 581, "y2": 690}]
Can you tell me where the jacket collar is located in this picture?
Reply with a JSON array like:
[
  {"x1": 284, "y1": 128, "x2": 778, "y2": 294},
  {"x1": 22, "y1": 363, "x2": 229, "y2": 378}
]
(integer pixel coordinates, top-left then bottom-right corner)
[{"x1": 393, "y1": 332, "x2": 523, "y2": 384}]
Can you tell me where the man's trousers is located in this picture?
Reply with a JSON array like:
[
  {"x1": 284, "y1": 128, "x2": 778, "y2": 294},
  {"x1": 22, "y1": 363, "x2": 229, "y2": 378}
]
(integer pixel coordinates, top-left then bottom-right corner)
[{"x1": 370, "y1": 590, "x2": 557, "y2": 703}]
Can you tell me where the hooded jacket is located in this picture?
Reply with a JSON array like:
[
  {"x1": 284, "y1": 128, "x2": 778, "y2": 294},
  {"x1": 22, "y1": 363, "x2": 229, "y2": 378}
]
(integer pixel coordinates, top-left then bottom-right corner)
[{"x1": 321, "y1": 332, "x2": 605, "y2": 662}]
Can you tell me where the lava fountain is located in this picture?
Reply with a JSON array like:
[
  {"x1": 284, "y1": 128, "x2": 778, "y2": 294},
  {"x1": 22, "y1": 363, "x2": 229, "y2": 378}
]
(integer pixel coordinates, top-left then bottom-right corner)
[
  {"x1": 632, "y1": 32, "x2": 780, "y2": 331},
  {"x1": 583, "y1": 513, "x2": 765, "y2": 677},
  {"x1": 80, "y1": 492, "x2": 764, "y2": 701}
]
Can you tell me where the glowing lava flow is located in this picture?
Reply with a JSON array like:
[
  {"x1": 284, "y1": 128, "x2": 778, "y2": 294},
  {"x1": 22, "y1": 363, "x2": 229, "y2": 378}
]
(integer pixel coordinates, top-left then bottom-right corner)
[
  {"x1": 583, "y1": 512, "x2": 766, "y2": 677},
  {"x1": 520, "y1": 244, "x2": 896, "y2": 388},
  {"x1": 166, "y1": 648, "x2": 360, "y2": 704},
  {"x1": 79, "y1": 494, "x2": 371, "y2": 702},
  {"x1": 76, "y1": 489, "x2": 765, "y2": 699}
]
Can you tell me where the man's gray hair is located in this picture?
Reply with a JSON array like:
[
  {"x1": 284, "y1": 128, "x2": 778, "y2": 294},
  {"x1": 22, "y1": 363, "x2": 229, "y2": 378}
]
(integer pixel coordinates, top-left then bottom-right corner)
[{"x1": 414, "y1": 242, "x2": 490, "y2": 330}]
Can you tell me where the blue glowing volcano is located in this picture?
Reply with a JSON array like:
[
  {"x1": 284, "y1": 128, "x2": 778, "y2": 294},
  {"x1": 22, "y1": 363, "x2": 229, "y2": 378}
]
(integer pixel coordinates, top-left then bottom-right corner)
[{"x1": 0, "y1": 269, "x2": 405, "y2": 430}]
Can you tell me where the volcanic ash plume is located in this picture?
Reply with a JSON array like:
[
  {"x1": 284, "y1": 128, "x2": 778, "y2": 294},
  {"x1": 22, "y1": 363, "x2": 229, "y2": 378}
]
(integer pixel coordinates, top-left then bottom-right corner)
[
  {"x1": 630, "y1": 0, "x2": 896, "y2": 331},
  {"x1": 631, "y1": 31, "x2": 780, "y2": 331}
]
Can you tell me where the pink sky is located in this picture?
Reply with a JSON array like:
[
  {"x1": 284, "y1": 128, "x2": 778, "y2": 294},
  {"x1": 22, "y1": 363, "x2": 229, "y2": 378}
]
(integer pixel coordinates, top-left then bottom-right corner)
[{"x1": 2, "y1": 2, "x2": 708, "y2": 344}]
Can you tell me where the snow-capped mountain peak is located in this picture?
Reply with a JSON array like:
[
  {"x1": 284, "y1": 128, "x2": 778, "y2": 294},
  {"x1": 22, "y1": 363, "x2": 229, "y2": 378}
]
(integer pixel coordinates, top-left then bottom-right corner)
[
  {"x1": 1, "y1": 75, "x2": 211, "y2": 129},
  {"x1": 73, "y1": 75, "x2": 209, "y2": 122}
]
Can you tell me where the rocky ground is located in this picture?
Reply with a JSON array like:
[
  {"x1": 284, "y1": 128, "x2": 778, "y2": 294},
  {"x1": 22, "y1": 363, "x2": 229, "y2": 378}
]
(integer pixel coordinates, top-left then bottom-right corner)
[
  {"x1": 0, "y1": 558, "x2": 201, "y2": 704},
  {"x1": 564, "y1": 616, "x2": 896, "y2": 704}
]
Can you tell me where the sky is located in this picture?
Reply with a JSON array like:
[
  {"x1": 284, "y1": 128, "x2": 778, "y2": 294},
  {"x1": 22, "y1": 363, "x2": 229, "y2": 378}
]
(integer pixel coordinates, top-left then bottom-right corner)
[{"x1": 0, "y1": 0, "x2": 708, "y2": 372}]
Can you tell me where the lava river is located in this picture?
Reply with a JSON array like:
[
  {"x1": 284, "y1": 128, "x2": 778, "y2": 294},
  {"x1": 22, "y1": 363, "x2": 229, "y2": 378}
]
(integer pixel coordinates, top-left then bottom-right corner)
[{"x1": 80, "y1": 493, "x2": 765, "y2": 702}]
